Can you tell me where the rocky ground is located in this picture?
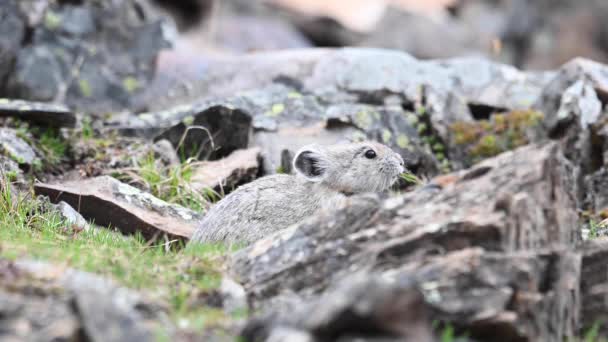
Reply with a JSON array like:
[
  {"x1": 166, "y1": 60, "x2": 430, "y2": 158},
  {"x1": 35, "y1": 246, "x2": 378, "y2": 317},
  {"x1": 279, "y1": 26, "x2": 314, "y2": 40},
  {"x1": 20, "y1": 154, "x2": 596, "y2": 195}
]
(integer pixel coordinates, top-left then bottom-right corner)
[{"x1": 2, "y1": 0, "x2": 608, "y2": 341}]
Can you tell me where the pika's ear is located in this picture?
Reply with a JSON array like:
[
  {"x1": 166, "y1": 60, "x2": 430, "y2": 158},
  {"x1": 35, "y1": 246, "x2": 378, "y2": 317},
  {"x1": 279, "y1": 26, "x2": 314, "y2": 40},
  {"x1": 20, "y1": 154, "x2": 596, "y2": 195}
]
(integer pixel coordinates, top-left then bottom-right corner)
[{"x1": 293, "y1": 147, "x2": 327, "y2": 182}]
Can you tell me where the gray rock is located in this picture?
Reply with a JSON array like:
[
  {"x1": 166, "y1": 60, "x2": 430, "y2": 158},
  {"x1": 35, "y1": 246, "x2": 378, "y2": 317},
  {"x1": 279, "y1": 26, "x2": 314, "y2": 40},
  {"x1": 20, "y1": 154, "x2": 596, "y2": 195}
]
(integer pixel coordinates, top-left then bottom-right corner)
[
  {"x1": 0, "y1": 155, "x2": 23, "y2": 181},
  {"x1": 585, "y1": 168, "x2": 608, "y2": 215},
  {"x1": 433, "y1": 57, "x2": 553, "y2": 112},
  {"x1": 137, "y1": 48, "x2": 554, "y2": 173},
  {"x1": 581, "y1": 238, "x2": 608, "y2": 336},
  {"x1": 34, "y1": 176, "x2": 202, "y2": 241},
  {"x1": 0, "y1": 0, "x2": 25, "y2": 87},
  {"x1": 220, "y1": 277, "x2": 248, "y2": 317},
  {"x1": 231, "y1": 142, "x2": 580, "y2": 341},
  {"x1": 4, "y1": 0, "x2": 176, "y2": 113},
  {"x1": 360, "y1": 7, "x2": 484, "y2": 60},
  {"x1": 557, "y1": 80, "x2": 602, "y2": 129},
  {"x1": 241, "y1": 248, "x2": 579, "y2": 342},
  {"x1": 154, "y1": 104, "x2": 253, "y2": 161},
  {"x1": 73, "y1": 286, "x2": 152, "y2": 342},
  {"x1": 56, "y1": 201, "x2": 90, "y2": 231},
  {"x1": 128, "y1": 80, "x2": 441, "y2": 176},
  {"x1": 153, "y1": 139, "x2": 181, "y2": 166},
  {"x1": 128, "y1": 84, "x2": 326, "y2": 135},
  {"x1": 214, "y1": 15, "x2": 312, "y2": 53},
  {"x1": 537, "y1": 58, "x2": 608, "y2": 135},
  {"x1": 9, "y1": 45, "x2": 63, "y2": 101},
  {"x1": 231, "y1": 143, "x2": 578, "y2": 301},
  {"x1": 190, "y1": 147, "x2": 262, "y2": 193},
  {"x1": 535, "y1": 58, "x2": 608, "y2": 204},
  {"x1": 0, "y1": 287, "x2": 81, "y2": 342},
  {"x1": 251, "y1": 122, "x2": 358, "y2": 177},
  {"x1": 497, "y1": 0, "x2": 608, "y2": 69},
  {"x1": 0, "y1": 128, "x2": 38, "y2": 168},
  {"x1": 264, "y1": 327, "x2": 314, "y2": 342},
  {"x1": 243, "y1": 272, "x2": 433, "y2": 342},
  {"x1": 0, "y1": 98, "x2": 76, "y2": 127},
  {"x1": 355, "y1": 0, "x2": 608, "y2": 70},
  {"x1": 0, "y1": 258, "x2": 169, "y2": 342}
]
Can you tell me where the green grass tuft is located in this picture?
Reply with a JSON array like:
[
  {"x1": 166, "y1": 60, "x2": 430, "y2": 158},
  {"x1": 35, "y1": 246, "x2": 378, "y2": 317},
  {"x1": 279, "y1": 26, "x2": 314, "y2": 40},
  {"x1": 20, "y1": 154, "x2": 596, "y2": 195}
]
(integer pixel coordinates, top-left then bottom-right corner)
[
  {"x1": 112, "y1": 152, "x2": 219, "y2": 212},
  {"x1": 0, "y1": 180, "x2": 240, "y2": 333},
  {"x1": 38, "y1": 128, "x2": 67, "y2": 165},
  {"x1": 81, "y1": 117, "x2": 94, "y2": 140},
  {"x1": 583, "y1": 321, "x2": 608, "y2": 342},
  {"x1": 400, "y1": 172, "x2": 422, "y2": 185}
]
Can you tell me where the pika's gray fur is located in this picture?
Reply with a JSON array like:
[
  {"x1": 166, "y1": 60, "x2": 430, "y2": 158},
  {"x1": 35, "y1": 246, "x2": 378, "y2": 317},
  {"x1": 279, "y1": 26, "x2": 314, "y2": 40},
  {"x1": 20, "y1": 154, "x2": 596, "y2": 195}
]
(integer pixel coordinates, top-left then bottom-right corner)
[{"x1": 189, "y1": 141, "x2": 405, "y2": 246}]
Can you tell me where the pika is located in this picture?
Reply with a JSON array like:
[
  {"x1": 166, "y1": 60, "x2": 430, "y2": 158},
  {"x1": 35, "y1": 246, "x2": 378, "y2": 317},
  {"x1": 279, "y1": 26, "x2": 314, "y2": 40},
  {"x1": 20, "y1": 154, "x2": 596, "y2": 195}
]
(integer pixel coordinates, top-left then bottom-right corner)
[{"x1": 189, "y1": 141, "x2": 405, "y2": 246}]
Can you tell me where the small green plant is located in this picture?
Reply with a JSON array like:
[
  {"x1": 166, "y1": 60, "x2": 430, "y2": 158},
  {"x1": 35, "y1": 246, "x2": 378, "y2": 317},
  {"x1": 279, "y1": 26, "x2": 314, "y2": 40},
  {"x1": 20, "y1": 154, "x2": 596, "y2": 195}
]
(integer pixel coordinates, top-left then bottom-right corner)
[
  {"x1": 589, "y1": 219, "x2": 602, "y2": 240},
  {"x1": 39, "y1": 128, "x2": 67, "y2": 165},
  {"x1": 78, "y1": 79, "x2": 93, "y2": 98},
  {"x1": 4, "y1": 170, "x2": 18, "y2": 182},
  {"x1": 583, "y1": 321, "x2": 608, "y2": 342},
  {"x1": 113, "y1": 152, "x2": 218, "y2": 212},
  {"x1": 81, "y1": 117, "x2": 94, "y2": 140},
  {"x1": 432, "y1": 321, "x2": 469, "y2": 342},
  {"x1": 178, "y1": 140, "x2": 207, "y2": 163},
  {"x1": 44, "y1": 11, "x2": 61, "y2": 30},
  {"x1": 440, "y1": 324, "x2": 456, "y2": 342},
  {"x1": 400, "y1": 172, "x2": 422, "y2": 185},
  {"x1": 450, "y1": 109, "x2": 544, "y2": 165},
  {"x1": 123, "y1": 76, "x2": 140, "y2": 93}
]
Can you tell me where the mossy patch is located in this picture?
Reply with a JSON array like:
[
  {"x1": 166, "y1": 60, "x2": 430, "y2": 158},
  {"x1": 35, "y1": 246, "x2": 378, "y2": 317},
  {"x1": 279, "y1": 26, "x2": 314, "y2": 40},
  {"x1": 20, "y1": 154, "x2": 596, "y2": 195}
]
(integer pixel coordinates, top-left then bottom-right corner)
[
  {"x1": 287, "y1": 91, "x2": 302, "y2": 99},
  {"x1": 182, "y1": 115, "x2": 195, "y2": 126},
  {"x1": 78, "y1": 79, "x2": 93, "y2": 98},
  {"x1": 396, "y1": 134, "x2": 410, "y2": 149},
  {"x1": 265, "y1": 103, "x2": 285, "y2": 117},
  {"x1": 417, "y1": 122, "x2": 428, "y2": 135},
  {"x1": 81, "y1": 117, "x2": 94, "y2": 140},
  {"x1": 38, "y1": 128, "x2": 67, "y2": 166},
  {"x1": 354, "y1": 110, "x2": 373, "y2": 129},
  {"x1": 406, "y1": 112, "x2": 418, "y2": 126},
  {"x1": 123, "y1": 76, "x2": 140, "y2": 93},
  {"x1": 371, "y1": 110, "x2": 381, "y2": 121},
  {"x1": 450, "y1": 109, "x2": 543, "y2": 163},
  {"x1": 470, "y1": 134, "x2": 501, "y2": 158},
  {"x1": 44, "y1": 11, "x2": 61, "y2": 30},
  {"x1": 351, "y1": 131, "x2": 367, "y2": 142},
  {"x1": 382, "y1": 129, "x2": 392, "y2": 144}
]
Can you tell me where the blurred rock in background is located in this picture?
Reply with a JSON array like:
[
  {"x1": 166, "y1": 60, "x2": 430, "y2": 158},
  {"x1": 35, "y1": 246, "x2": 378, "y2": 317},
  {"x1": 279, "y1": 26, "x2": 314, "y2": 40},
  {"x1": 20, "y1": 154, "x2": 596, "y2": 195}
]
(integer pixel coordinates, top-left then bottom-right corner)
[{"x1": 152, "y1": 0, "x2": 608, "y2": 70}]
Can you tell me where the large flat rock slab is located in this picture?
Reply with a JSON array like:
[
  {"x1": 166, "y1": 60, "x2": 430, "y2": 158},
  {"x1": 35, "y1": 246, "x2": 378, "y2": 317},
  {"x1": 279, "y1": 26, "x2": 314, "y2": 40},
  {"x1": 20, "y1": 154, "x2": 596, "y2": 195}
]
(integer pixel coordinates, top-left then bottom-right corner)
[
  {"x1": 0, "y1": 98, "x2": 76, "y2": 127},
  {"x1": 231, "y1": 142, "x2": 581, "y2": 341},
  {"x1": 242, "y1": 248, "x2": 580, "y2": 342},
  {"x1": 34, "y1": 176, "x2": 201, "y2": 241},
  {"x1": 231, "y1": 142, "x2": 579, "y2": 302},
  {"x1": 190, "y1": 147, "x2": 262, "y2": 193}
]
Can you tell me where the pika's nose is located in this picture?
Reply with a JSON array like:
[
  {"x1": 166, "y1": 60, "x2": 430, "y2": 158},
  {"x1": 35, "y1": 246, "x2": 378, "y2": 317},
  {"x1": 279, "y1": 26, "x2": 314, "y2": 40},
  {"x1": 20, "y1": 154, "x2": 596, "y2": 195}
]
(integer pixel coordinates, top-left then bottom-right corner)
[{"x1": 393, "y1": 155, "x2": 405, "y2": 173}]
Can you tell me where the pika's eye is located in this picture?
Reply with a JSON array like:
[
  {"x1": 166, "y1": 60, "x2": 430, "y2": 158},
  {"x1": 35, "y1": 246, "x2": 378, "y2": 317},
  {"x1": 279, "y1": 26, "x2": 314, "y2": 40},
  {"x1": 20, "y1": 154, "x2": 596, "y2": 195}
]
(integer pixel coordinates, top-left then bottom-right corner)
[{"x1": 364, "y1": 149, "x2": 377, "y2": 159}]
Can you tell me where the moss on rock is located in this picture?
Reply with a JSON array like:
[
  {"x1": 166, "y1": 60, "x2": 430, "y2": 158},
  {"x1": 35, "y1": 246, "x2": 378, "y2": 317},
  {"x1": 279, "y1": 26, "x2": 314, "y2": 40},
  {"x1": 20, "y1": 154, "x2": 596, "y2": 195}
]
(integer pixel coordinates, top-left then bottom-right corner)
[{"x1": 450, "y1": 109, "x2": 544, "y2": 163}]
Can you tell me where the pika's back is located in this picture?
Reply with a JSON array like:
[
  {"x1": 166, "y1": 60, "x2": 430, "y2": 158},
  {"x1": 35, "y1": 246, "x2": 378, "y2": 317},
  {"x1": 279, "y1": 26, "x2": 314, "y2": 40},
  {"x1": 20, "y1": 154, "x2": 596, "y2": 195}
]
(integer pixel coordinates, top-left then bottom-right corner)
[
  {"x1": 189, "y1": 141, "x2": 406, "y2": 246},
  {"x1": 190, "y1": 174, "x2": 344, "y2": 244}
]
